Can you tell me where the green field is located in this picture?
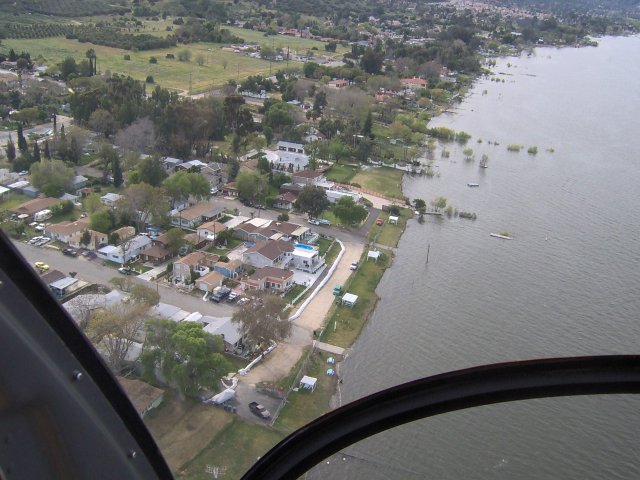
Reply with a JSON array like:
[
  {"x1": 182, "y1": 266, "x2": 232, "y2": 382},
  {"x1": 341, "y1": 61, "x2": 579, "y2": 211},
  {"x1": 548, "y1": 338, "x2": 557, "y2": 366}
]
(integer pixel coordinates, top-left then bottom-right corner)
[
  {"x1": 368, "y1": 208, "x2": 412, "y2": 248},
  {"x1": 352, "y1": 166, "x2": 404, "y2": 199},
  {"x1": 324, "y1": 163, "x2": 359, "y2": 183},
  {"x1": 2, "y1": 38, "x2": 284, "y2": 92}
]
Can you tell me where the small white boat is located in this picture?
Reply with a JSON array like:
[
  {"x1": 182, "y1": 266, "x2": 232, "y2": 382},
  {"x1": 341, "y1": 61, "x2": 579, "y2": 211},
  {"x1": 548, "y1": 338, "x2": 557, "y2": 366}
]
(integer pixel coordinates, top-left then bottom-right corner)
[
  {"x1": 490, "y1": 233, "x2": 513, "y2": 240},
  {"x1": 467, "y1": 183, "x2": 479, "y2": 187}
]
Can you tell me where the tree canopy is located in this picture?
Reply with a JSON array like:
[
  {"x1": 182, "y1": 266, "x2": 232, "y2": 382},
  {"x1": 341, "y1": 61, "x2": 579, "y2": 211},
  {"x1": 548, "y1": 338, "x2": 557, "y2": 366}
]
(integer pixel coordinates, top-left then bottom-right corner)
[
  {"x1": 333, "y1": 196, "x2": 368, "y2": 225},
  {"x1": 141, "y1": 319, "x2": 231, "y2": 397},
  {"x1": 231, "y1": 293, "x2": 291, "y2": 348},
  {"x1": 295, "y1": 185, "x2": 330, "y2": 219},
  {"x1": 163, "y1": 170, "x2": 210, "y2": 206},
  {"x1": 236, "y1": 171, "x2": 267, "y2": 203}
]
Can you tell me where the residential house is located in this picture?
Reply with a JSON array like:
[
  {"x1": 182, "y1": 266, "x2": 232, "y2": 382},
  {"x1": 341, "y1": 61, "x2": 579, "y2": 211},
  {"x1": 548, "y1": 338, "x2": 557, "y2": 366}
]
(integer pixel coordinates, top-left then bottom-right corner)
[
  {"x1": 400, "y1": 77, "x2": 428, "y2": 90},
  {"x1": 175, "y1": 159, "x2": 207, "y2": 172},
  {"x1": 241, "y1": 266, "x2": 294, "y2": 293},
  {"x1": 274, "y1": 192, "x2": 297, "y2": 210},
  {"x1": 100, "y1": 193, "x2": 122, "y2": 208},
  {"x1": 279, "y1": 183, "x2": 304, "y2": 197},
  {"x1": 11, "y1": 197, "x2": 62, "y2": 218},
  {"x1": 49, "y1": 277, "x2": 81, "y2": 297},
  {"x1": 196, "y1": 220, "x2": 227, "y2": 241},
  {"x1": 242, "y1": 240, "x2": 294, "y2": 269},
  {"x1": 111, "y1": 226, "x2": 136, "y2": 243},
  {"x1": 328, "y1": 79, "x2": 349, "y2": 89},
  {"x1": 96, "y1": 235, "x2": 152, "y2": 264},
  {"x1": 45, "y1": 218, "x2": 90, "y2": 243},
  {"x1": 195, "y1": 270, "x2": 224, "y2": 292},
  {"x1": 71, "y1": 175, "x2": 89, "y2": 194},
  {"x1": 184, "y1": 232, "x2": 208, "y2": 250},
  {"x1": 325, "y1": 188, "x2": 362, "y2": 204},
  {"x1": 221, "y1": 182, "x2": 239, "y2": 197},
  {"x1": 139, "y1": 244, "x2": 172, "y2": 265},
  {"x1": 274, "y1": 141, "x2": 309, "y2": 171},
  {"x1": 161, "y1": 157, "x2": 182, "y2": 171},
  {"x1": 202, "y1": 317, "x2": 243, "y2": 352},
  {"x1": 170, "y1": 203, "x2": 225, "y2": 228},
  {"x1": 213, "y1": 259, "x2": 243, "y2": 279},
  {"x1": 172, "y1": 251, "x2": 220, "y2": 283},
  {"x1": 69, "y1": 229, "x2": 108, "y2": 250},
  {"x1": 291, "y1": 170, "x2": 326, "y2": 186},
  {"x1": 291, "y1": 245, "x2": 324, "y2": 273},
  {"x1": 268, "y1": 221, "x2": 312, "y2": 243},
  {"x1": 117, "y1": 377, "x2": 164, "y2": 418}
]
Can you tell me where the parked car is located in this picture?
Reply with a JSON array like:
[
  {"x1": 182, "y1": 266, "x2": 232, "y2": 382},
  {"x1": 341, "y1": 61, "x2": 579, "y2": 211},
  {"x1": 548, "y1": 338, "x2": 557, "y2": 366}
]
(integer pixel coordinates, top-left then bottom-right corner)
[
  {"x1": 317, "y1": 219, "x2": 331, "y2": 225},
  {"x1": 29, "y1": 236, "x2": 43, "y2": 245},
  {"x1": 36, "y1": 238, "x2": 51, "y2": 246},
  {"x1": 350, "y1": 261, "x2": 359, "y2": 271},
  {"x1": 210, "y1": 287, "x2": 231, "y2": 303},
  {"x1": 226, "y1": 291, "x2": 240, "y2": 303},
  {"x1": 118, "y1": 267, "x2": 133, "y2": 275},
  {"x1": 308, "y1": 219, "x2": 321, "y2": 225},
  {"x1": 237, "y1": 297, "x2": 250, "y2": 306},
  {"x1": 248, "y1": 401, "x2": 271, "y2": 419},
  {"x1": 62, "y1": 248, "x2": 78, "y2": 257},
  {"x1": 376, "y1": 218, "x2": 384, "y2": 226}
]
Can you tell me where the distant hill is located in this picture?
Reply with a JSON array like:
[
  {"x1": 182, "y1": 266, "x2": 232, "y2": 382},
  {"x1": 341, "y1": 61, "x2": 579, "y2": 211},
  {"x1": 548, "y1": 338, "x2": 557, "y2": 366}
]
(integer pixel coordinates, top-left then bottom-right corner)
[
  {"x1": 488, "y1": 0, "x2": 640, "y2": 15},
  {"x1": 0, "y1": 0, "x2": 128, "y2": 17}
]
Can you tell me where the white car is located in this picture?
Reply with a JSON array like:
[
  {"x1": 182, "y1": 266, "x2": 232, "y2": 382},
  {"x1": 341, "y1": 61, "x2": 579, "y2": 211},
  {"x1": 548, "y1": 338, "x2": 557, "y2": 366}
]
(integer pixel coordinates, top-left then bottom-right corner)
[{"x1": 350, "y1": 261, "x2": 359, "y2": 270}]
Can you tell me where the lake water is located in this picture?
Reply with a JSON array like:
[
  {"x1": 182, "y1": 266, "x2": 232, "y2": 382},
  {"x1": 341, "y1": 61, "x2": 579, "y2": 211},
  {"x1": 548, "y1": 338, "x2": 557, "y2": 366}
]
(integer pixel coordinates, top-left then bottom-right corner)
[{"x1": 310, "y1": 36, "x2": 640, "y2": 479}]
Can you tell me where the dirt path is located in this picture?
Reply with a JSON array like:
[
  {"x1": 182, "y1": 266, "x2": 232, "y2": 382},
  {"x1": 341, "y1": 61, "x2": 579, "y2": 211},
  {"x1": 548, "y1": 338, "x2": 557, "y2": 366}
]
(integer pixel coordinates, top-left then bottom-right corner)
[{"x1": 240, "y1": 240, "x2": 365, "y2": 384}]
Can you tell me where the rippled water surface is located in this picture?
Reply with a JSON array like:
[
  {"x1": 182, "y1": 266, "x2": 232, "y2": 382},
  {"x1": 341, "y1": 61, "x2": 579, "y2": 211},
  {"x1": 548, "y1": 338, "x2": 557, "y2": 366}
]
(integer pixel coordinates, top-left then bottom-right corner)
[{"x1": 311, "y1": 36, "x2": 640, "y2": 479}]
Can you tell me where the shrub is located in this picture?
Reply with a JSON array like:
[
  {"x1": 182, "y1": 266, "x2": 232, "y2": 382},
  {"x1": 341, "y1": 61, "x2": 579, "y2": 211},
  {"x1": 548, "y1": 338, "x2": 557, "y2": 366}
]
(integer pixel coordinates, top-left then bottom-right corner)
[
  {"x1": 166, "y1": 53, "x2": 175, "y2": 59},
  {"x1": 527, "y1": 146, "x2": 538, "y2": 155},
  {"x1": 123, "y1": 54, "x2": 131, "y2": 60},
  {"x1": 149, "y1": 56, "x2": 157, "y2": 64},
  {"x1": 146, "y1": 75, "x2": 154, "y2": 83},
  {"x1": 507, "y1": 144, "x2": 522, "y2": 152}
]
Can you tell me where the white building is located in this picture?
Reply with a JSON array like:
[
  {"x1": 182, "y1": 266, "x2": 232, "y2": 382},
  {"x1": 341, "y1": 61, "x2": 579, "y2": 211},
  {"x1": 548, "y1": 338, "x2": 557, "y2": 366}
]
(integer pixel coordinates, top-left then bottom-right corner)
[{"x1": 96, "y1": 235, "x2": 152, "y2": 264}]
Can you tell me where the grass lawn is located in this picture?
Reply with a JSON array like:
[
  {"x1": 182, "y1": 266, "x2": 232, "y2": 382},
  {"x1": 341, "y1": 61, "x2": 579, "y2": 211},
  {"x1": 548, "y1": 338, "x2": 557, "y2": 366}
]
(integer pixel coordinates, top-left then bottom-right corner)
[
  {"x1": 315, "y1": 237, "x2": 332, "y2": 256},
  {"x1": 144, "y1": 391, "x2": 236, "y2": 475},
  {"x1": 367, "y1": 208, "x2": 412, "y2": 248},
  {"x1": 321, "y1": 252, "x2": 391, "y2": 348},
  {"x1": 274, "y1": 351, "x2": 338, "y2": 434},
  {"x1": 206, "y1": 237, "x2": 243, "y2": 256},
  {"x1": 352, "y1": 166, "x2": 405, "y2": 199},
  {"x1": 181, "y1": 418, "x2": 285, "y2": 480},
  {"x1": 283, "y1": 284, "x2": 306, "y2": 304},
  {"x1": 2, "y1": 38, "x2": 279, "y2": 92},
  {"x1": 0, "y1": 193, "x2": 32, "y2": 212},
  {"x1": 324, "y1": 239, "x2": 342, "y2": 266},
  {"x1": 324, "y1": 163, "x2": 359, "y2": 183}
]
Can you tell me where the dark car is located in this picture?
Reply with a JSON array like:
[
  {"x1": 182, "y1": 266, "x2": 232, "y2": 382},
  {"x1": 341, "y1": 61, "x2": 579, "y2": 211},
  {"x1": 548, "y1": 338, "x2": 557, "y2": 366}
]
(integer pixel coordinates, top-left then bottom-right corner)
[
  {"x1": 248, "y1": 401, "x2": 271, "y2": 419},
  {"x1": 118, "y1": 267, "x2": 133, "y2": 275},
  {"x1": 62, "y1": 248, "x2": 78, "y2": 257},
  {"x1": 210, "y1": 287, "x2": 231, "y2": 303}
]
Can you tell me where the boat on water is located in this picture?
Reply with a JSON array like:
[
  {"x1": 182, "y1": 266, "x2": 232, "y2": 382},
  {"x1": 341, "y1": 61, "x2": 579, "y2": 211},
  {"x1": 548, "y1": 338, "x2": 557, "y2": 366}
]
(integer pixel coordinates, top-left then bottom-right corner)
[
  {"x1": 490, "y1": 233, "x2": 513, "y2": 240},
  {"x1": 479, "y1": 161, "x2": 488, "y2": 168},
  {"x1": 467, "y1": 183, "x2": 480, "y2": 187}
]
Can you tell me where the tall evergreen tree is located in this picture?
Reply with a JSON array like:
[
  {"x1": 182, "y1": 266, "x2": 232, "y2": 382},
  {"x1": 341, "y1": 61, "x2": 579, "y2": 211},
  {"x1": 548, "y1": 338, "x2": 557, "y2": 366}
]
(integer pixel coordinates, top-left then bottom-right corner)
[
  {"x1": 44, "y1": 140, "x2": 51, "y2": 159},
  {"x1": 17, "y1": 124, "x2": 27, "y2": 152},
  {"x1": 112, "y1": 156, "x2": 123, "y2": 188},
  {"x1": 33, "y1": 140, "x2": 41, "y2": 162},
  {"x1": 6, "y1": 137, "x2": 16, "y2": 162}
]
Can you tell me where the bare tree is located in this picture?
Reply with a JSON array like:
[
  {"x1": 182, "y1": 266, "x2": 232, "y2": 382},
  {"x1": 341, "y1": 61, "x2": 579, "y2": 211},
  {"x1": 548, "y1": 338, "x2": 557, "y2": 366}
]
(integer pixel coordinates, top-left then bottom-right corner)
[
  {"x1": 114, "y1": 117, "x2": 156, "y2": 156},
  {"x1": 86, "y1": 303, "x2": 148, "y2": 372},
  {"x1": 231, "y1": 292, "x2": 291, "y2": 348}
]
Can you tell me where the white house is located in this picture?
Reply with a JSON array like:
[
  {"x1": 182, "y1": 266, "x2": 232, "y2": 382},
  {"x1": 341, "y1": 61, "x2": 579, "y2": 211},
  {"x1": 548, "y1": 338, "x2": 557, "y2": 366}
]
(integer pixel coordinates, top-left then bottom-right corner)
[
  {"x1": 96, "y1": 235, "x2": 152, "y2": 264},
  {"x1": 101, "y1": 193, "x2": 122, "y2": 208},
  {"x1": 291, "y1": 246, "x2": 325, "y2": 273}
]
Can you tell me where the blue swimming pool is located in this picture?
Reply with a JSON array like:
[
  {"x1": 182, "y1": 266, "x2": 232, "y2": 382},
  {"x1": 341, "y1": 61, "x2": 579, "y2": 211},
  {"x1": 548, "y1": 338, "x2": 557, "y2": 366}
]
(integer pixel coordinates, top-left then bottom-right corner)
[{"x1": 294, "y1": 243, "x2": 314, "y2": 250}]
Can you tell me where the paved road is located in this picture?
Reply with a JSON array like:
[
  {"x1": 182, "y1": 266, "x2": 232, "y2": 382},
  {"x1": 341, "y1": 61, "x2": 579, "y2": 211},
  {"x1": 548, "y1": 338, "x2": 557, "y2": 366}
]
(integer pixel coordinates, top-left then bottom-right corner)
[{"x1": 13, "y1": 240, "x2": 236, "y2": 316}]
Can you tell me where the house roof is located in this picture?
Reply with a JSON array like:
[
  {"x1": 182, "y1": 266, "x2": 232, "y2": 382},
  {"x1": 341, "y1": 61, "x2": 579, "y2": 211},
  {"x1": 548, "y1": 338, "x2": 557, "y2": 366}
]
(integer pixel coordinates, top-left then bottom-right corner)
[
  {"x1": 203, "y1": 317, "x2": 242, "y2": 345},
  {"x1": 174, "y1": 251, "x2": 219, "y2": 267},
  {"x1": 117, "y1": 377, "x2": 164, "y2": 416},
  {"x1": 112, "y1": 226, "x2": 136, "y2": 240},
  {"x1": 249, "y1": 266, "x2": 294, "y2": 282},
  {"x1": 269, "y1": 221, "x2": 302, "y2": 236},
  {"x1": 13, "y1": 197, "x2": 62, "y2": 215},
  {"x1": 215, "y1": 259, "x2": 243, "y2": 271},
  {"x1": 277, "y1": 192, "x2": 298, "y2": 203},
  {"x1": 245, "y1": 240, "x2": 295, "y2": 261},
  {"x1": 41, "y1": 269, "x2": 67, "y2": 285},
  {"x1": 101, "y1": 193, "x2": 122, "y2": 202},
  {"x1": 50, "y1": 277, "x2": 79, "y2": 290},
  {"x1": 197, "y1": 270, "x2": 224, "y2": 285},
  {"x1": 197, "y1": 220, "x2": 227, "y2": 233},
  {"x1": 47, "y1": 218, "x2": 89, "y2": 237},
  {"x1": 277, "y1": 140, "x2": 304, "y2": 150},
  {"x1": 141, "y1": 244, "x2": 170, "y2": 259},
  {"x1": 176, "y1": 203, "x2": 224, "y2": 221},
  {"x1": 401, "y1": 77, "x2": 428, "y2": 86}
]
